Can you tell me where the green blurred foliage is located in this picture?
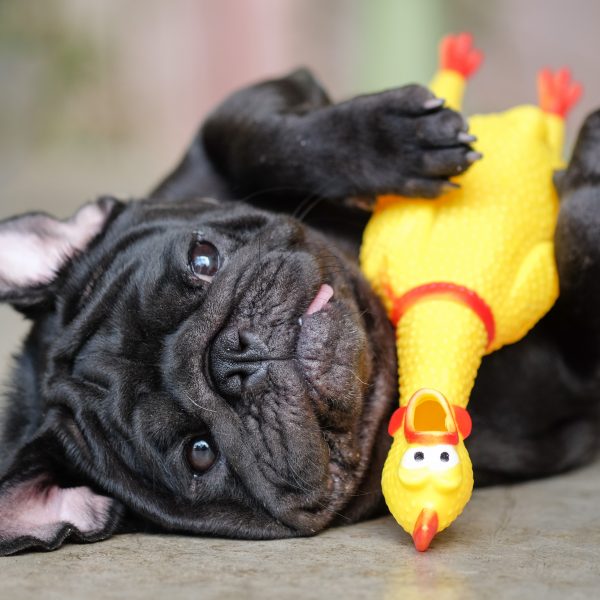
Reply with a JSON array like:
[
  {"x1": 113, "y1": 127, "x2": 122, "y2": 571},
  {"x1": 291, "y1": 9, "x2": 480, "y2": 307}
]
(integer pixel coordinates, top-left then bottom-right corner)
[
  {"x1": 0, "y1": 1, "x2": 109, "y2": 147},
  {"x1": 357, "y1": 0, "x2": 446, "y2": 92}
]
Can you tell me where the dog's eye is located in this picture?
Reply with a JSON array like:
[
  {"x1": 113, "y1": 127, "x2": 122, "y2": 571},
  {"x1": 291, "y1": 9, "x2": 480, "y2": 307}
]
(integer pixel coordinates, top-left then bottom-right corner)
[
  {"x1": 187, "y1": 438, "x2": 217, "y2": 474},
  {"x1": 189, "y1": 241, "x2": 220, "y2": 281}
]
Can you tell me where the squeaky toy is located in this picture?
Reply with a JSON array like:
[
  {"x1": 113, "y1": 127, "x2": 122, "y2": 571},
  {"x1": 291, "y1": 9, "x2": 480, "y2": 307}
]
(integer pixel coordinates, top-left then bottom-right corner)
[{"x1": 359, "y1": 33, "x2": 582, "y2": 551}]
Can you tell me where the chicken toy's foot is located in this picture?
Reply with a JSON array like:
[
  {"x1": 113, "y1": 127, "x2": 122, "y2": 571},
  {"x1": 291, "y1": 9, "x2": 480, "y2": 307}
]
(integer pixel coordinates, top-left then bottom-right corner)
[
  {"x1": 439, "y1": 33, "x2": 484, "y2": 79},
  {"x1": 429, "y1": 32, "x2": 483, "y2": 113},
  {"x1": 538, "y1": 68, "x2": 582, "y2": 118}
]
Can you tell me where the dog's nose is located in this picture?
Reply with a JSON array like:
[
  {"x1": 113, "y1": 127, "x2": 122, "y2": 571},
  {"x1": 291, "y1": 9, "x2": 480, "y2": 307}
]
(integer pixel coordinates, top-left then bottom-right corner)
[{"x1": 209, "y1": 328, "x2": 269, "y2": 399}]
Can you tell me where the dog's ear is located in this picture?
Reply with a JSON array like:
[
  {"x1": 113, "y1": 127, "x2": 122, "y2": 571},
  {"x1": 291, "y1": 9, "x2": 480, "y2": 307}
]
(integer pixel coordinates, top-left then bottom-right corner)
[
  {"x1": 0, "y1": 197, "x2": 120, "y2": 313},
  {"x1": 0, "y1": 409, "x2": 123, "y2": 556}
]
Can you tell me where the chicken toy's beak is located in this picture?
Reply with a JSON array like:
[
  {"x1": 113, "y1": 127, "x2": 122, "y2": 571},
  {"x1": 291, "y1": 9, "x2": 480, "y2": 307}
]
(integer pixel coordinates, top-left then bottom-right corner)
[{"x1": 412, "y1": 508, "x2": 439, "y2": 552}]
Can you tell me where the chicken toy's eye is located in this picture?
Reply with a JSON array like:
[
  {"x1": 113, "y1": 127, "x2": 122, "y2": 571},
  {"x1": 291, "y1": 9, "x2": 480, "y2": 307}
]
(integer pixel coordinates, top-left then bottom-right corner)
[
  {"x1": 401, "y1": 447, "x2": 429, "y2": 469},
  {"x1": 401, "y1": 445, "x2": 461, "y2": 471},
  {"x1": 430, "y1": 445, "x2": 460, "y2": 471}
]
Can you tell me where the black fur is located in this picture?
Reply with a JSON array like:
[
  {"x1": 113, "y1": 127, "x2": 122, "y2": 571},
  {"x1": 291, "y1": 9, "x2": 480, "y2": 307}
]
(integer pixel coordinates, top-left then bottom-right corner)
[{"x1": 1, "y1": 69, "x2": 599, "y2": 555}]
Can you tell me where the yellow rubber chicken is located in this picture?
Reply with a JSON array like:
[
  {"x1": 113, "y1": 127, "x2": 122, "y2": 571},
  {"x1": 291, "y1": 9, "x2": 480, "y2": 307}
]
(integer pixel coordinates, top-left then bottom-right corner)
[{"x1": 359, "y1": 33, "x2": 582, "y2": 551}]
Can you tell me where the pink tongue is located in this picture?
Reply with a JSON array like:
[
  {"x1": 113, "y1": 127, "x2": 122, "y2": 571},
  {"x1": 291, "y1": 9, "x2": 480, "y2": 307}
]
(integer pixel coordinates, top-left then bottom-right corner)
[{"x1": 305, "y1": 284, "x2": 334, "y2": 315}]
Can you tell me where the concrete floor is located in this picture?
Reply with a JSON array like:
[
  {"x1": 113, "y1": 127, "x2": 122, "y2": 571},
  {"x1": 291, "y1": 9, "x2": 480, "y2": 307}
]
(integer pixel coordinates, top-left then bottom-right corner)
[
  {"x1": 0, "y1": 462, "x2": 598, "y2": 599},
  {"x1": 1, "y1": 154, "x2": 599, "y2": 598}
]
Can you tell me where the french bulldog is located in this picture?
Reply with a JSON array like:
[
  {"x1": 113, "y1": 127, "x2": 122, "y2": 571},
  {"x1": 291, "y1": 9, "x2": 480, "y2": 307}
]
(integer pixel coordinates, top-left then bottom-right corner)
[{"x1": 0, "y1": 69, "x2": 599, "y2": 555}]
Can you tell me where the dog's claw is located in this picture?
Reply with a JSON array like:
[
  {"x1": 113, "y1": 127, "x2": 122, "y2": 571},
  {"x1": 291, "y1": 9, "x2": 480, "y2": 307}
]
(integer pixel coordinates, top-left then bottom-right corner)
[
  {"x1": 423, "y1": 97, "x2": 445, "y2": 110},
  {"x1": 466, "y1": 151, "x2": 483, "y2": 163},
  {"x1": 441, "y1": 181, "x2": 461, "y2": 192},
  {"x1": 458, "y1": 132, "x2": 477, "y2": 144}
]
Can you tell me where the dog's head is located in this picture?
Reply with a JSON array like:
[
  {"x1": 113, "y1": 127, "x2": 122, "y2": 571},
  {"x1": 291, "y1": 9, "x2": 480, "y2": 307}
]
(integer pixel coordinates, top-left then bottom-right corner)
[{"x1": 0, "y1": 195, "x2": 396, "y2": 554}]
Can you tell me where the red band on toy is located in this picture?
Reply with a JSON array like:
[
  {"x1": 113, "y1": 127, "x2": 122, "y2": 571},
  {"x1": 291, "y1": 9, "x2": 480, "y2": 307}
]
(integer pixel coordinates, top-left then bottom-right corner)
[{"x1": 389, "y1": 282, "x2": 496, "y2": 349}]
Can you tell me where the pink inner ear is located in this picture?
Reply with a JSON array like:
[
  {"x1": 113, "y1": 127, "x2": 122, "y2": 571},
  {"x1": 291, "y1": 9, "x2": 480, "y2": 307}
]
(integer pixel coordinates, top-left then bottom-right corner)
[
  {"x1": 0, "y1": 201, "x2": 112, "y2": 290},
  {"x1": 0, "y1": 232, "x2": 69, "y2": 288},
  {"x1": 0, "y1": 475, "x2": 113, "y2": 542}
]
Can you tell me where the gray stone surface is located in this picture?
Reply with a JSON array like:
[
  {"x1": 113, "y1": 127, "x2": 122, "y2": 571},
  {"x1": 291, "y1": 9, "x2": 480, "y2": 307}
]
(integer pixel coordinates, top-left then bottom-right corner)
[{"x1": 0, "y1": 461, "x2": 598, "y2": 599}]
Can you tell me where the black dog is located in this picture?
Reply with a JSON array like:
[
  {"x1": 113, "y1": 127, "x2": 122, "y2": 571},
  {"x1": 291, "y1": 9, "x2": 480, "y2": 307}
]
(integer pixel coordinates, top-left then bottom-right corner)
[{"x1": 1, "y1": 70, "x2": 599, "y2": 555}]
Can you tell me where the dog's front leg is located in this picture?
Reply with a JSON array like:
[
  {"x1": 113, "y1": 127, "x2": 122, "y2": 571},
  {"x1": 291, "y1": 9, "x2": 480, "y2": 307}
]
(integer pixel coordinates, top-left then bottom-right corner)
[
  {"x1": 152, "y1": 68, "x2": 333, "y2": 202},
  {"x1": 172, "y1": 69, "x2": 476, "y2": 203}
]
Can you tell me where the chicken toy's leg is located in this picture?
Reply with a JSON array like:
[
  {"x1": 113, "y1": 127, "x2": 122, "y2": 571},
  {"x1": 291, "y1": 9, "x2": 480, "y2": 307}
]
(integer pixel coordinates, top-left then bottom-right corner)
[
  {"x1": 538, "y1": 67, "x2": 582, "y2": 161},
  {"x1": 429, "y1": 33, "x2": 483, "y2": 112},
  {"x1": 497, "y1": 69, "x2": 582, "y2": 339}
]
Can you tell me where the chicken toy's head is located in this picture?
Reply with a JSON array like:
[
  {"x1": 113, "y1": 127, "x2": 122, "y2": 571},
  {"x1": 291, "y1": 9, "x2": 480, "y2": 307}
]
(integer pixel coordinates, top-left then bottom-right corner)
[{"x1": 382, "y1": 388, "x2": 474, "y2": 551}]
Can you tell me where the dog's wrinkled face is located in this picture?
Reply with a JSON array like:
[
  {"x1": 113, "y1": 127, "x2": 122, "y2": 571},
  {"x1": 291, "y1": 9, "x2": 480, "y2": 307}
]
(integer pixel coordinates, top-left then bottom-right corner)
[{"x1": 0, "y1": 196, "x2": 396, "y2": 552}]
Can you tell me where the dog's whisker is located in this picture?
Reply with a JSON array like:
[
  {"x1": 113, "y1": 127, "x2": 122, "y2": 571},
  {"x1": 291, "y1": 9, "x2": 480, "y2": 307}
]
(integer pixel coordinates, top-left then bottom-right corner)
[{"x1": 183, "y1": 391, "x2": 218, "y2": 413}]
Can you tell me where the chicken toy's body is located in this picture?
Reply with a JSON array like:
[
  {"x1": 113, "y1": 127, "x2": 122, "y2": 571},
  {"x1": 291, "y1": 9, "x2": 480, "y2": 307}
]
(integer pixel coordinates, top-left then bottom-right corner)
[{"x1": 359, "y1": 34, "x2": 582, "y2": 551}]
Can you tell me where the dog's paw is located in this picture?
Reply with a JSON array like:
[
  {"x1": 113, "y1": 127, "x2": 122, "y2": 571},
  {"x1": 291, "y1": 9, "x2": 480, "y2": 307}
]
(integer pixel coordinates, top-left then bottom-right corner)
[{"x1": 352, "y1": 84, "x2": 479, "y2": 198}]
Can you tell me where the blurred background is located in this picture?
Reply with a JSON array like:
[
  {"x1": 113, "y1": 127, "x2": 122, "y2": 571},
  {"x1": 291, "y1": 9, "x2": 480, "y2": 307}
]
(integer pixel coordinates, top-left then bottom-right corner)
[{"x1": 1, "y1": 0, "x2": 599, "y2": 382}]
